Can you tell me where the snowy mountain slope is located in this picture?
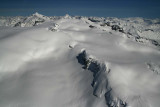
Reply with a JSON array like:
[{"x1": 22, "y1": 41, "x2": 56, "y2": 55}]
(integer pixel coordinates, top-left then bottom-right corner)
[
  {"x1": 0, "y1": 13, "x2": 160, "y2": 107},
  {"x1": 0, "y1": 12, "x2": 54, "y2": 27},
  {"x1": 0, "y1": 13, "x2": 160, "y2": 45},
  {"x1": 0, "y1": 16, "x2": 25, "y2": 27},
  {"x1": 84, "y1": 17, "x2": 160, "y2": 46}
]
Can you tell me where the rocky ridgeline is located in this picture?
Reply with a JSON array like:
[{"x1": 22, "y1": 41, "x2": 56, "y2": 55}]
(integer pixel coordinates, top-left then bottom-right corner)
[
  {"x1": 0, "y1": 13, "x2": 159, "y2": 47},
  {"x1": 88, "y1": 17, "x2": 160, "y2": 47},
  {"x1": 77, "y1": 50, "x2": 128, "y2": 107}
]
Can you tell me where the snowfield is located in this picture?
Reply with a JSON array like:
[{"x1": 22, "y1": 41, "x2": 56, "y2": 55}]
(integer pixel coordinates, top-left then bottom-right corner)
[{"x1": 0, "y1": 13, "x2": 160, "y2": 107}]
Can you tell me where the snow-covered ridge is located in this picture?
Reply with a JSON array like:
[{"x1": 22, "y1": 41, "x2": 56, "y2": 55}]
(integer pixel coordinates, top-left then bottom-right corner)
[
  {"x1": 0, "y1": 12, "x2": 51, "y2": 27},
  {"x1": 77, "y1": 50, "x2": 127, "y2": 107},
  {"x1": 1, "y1": 13, "x2": 160, "y2": 46},
  {"x1": 85, "y1": 17, "x2": 160, "y2": 47}
]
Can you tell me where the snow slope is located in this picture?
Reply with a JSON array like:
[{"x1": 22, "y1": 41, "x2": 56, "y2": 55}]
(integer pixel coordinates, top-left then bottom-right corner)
[{"x1": 0, "y1": 13, "x2": 160, "y2": 107}]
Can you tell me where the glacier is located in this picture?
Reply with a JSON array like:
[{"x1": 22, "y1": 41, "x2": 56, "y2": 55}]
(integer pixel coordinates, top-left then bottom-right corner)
[{"x1": 0, "y1": 13, "x2": 160, "y2": 107}]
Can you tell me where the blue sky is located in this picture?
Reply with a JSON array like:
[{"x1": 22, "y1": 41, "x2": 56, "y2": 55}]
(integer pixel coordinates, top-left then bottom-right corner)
[{"x1": 0, "y1": 0, "x2": 160, "y2": 18}]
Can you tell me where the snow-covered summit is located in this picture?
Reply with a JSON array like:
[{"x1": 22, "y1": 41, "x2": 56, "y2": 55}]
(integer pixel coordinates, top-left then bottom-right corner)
[
  {"x1": 15, "y1": 12, "x2": 50, "y2": 27},
  {"x1": 63, "y1": 14, "x2": 72, "y2": 19},
  {"x1": 0, "y1": 12, "x2": 50, "y2": 27},
  {"x1": 31, "y1": 12, "x2": 50, "y2": 21},
  {"x1": 32, "y1": 12, "x2": 44, "y2": 17}
]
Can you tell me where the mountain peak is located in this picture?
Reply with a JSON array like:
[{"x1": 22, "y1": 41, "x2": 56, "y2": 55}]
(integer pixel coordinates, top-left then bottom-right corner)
[
  {"x1": 32, "y1": 12, "x2": 44, "y2": 17},
  {"x1": 64, "y1": 14, "x2": 71, "y2": 19}
]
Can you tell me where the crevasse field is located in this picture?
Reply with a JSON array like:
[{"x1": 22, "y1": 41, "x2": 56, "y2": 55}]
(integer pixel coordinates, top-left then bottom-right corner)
[{"x1": 0, "y1": 13, "x2": 160, "y2": 107}]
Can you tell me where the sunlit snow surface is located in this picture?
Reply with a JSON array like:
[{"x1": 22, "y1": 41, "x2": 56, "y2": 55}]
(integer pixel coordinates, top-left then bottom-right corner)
[{"x1": 0, "y1": 13, "x2": 160, "y2": 107}]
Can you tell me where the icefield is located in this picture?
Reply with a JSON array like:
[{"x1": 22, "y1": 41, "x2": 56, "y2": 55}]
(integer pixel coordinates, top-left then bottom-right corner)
[{"x1": 0, "y1": 13, "x2": 160, "y2": 107}]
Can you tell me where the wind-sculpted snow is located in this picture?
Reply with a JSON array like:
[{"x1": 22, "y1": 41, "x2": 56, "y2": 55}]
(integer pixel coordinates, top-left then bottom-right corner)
[{"x1": 0, "y1": 13, "x2": 160, "y2": 107}]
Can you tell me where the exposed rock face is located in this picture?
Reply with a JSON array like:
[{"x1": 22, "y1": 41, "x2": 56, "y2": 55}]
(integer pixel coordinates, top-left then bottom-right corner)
[
  {"x1": 9, "y1": 12, "x2": 49, "y2": 27},
  {"x1": 100, "y1": 22, "x2": 111, "y2": 26},
  {"x1": 147, "y1": 62, "x2": 160, "y2": 75},
  {"x1": 76, "y1": 50, "x2": 128, "y2": 107},
  {"x1": 89, "y1": 25, "x2": 96, "y2": 28},
  {"x1": 111, "y1": 25, "x2": 124, "y2": 33},
  {"x1": 88, "y1": 18, "x2": 101, "y2": 22}
]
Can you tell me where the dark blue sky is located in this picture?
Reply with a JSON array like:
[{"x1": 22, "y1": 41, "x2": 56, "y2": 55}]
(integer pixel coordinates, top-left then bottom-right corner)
[{"x1": 0, "y1": 0, "x2": 160, "y2": 18}]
